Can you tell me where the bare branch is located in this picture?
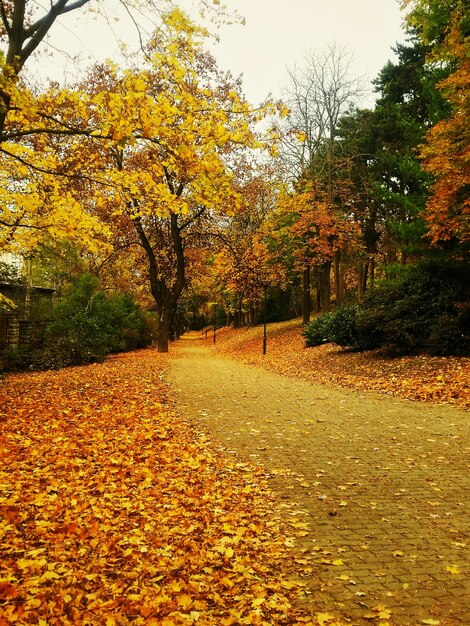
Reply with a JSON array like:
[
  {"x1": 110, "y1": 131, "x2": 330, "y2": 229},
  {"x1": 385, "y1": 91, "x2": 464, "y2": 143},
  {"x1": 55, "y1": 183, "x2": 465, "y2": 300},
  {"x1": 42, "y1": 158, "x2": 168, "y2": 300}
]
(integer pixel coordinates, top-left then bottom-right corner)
[{"x1": 21, "y1": 0, "x2": 90, "y2": 65}]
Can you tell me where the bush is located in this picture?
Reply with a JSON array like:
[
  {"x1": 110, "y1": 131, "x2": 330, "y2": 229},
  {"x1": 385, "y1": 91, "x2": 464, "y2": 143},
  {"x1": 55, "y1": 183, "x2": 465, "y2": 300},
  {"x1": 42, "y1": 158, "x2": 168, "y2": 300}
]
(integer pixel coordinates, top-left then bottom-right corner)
[
  {"x1": 21, "y1": 343, "x2": 75, "y2": 371},
  {"x1": 356, "y1": 260, "x2": 469, "y2": 355},
  {"x1": 303, "y1": 305, "x2": 359, "y2": 348},
  {"x1": 304, "y1": 260, "x2": 469, "y2": 356},
  {"x1": 303, "y1": 311, "x2": 336, "y2": 347},
  {"x1": 22, "y1": 274, "x2": 152, "y2": 370},
  {"x1": 326, "y1": 305, "x2": 360, "y2": 347}
]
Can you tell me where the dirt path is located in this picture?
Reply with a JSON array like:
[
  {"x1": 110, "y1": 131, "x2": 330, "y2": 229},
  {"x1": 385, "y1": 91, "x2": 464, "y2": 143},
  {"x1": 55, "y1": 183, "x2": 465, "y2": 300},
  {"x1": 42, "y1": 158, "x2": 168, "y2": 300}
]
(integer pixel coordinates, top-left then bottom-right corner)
[{"x1": 167, "y1": 334, "x2": 469, "y2": 626}]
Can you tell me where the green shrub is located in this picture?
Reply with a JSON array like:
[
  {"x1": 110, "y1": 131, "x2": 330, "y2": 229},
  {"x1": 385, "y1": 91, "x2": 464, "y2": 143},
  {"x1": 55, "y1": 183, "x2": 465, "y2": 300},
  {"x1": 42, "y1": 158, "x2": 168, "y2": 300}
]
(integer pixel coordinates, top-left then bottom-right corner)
[
  {"x1": 326, "y1": 305, "x2": 360, "y2": 347},
  {"x1": 304, "y1": 260, "x2": 469, "y2": 356},
  {"x1": 427, "y1": 303, "x2": 470, "y2": 356},
  {"x1": 303, "y1": 305, "x2": 359, "y2": 348},
  {"x1": 22, "y1": 273, "x2": 151, "y2": 370},
  {"x1": 21, "y1": 343, "x2": 75, "y2": 371},
  {"x1": 303, "y1": 311, "x2": 336, "y2": 347},
  {"x1": 356, "y1": 260, "x2": 469, "y2": 355}
]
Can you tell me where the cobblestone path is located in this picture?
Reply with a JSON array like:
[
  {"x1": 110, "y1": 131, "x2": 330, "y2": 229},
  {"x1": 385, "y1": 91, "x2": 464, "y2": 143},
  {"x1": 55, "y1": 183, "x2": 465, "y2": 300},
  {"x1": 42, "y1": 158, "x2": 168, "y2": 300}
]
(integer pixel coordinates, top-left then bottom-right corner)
[{"x1": 167, "y1": 335, "x2": 469, "y2": 626}]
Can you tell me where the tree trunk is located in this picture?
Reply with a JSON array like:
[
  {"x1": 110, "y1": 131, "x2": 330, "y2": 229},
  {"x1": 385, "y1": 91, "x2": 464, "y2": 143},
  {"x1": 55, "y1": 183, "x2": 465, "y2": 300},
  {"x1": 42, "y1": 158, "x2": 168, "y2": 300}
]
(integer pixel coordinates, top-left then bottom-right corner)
[
  {"x1": 250, "y1": 306, "x2": 256, "y2": 325},
  {"x1": 358, "y1": 261, "x2": 368, "y2": 298},
  {"x1": 134, "y1": 211, "x2": 186, "y2": 353},
  {"x1": 302, "y1": 266, "x2": 311, "y2": 325},
  {"x1": 233, "y1": 297, "x2": 242, "y2": 328},
  {"x1": 320, "y1": 260, "x2": 332, "y2": 313},
  {"x1": 370, "y1": 254, "x2": 375, "y2": 289},
  {"x1": 168, "y1": 305, "x2": 176, "y2": 342},
  {"x1": 312, "y1": 266, "x2": 321, "y2": 313},
  {"x1": 334, "y1": 250, "x2": 343, "y2": 307},
  {"x1": 155, "y1": 308, "x2": 171, "y2": 353}
]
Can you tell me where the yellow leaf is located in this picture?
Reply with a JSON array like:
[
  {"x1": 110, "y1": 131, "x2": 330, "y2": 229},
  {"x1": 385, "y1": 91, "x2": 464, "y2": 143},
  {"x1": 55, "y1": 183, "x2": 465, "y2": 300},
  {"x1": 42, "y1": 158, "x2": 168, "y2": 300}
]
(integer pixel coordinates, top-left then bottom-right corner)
[
  {"x1": 177, "y1": 594, "x2": 192, "y2": 610},
  {"x1": 421, "y1": 620, "x2": 441, "y2": 625},
  {"x1": 280, "y1": 580, "x2": 297, "y2": 590},
  {"x1": 379, "y1": 609, "x2": 392, "y2": 619},
  {"x1": 40, "y1": 570, "x2": 60, "y2": 581},
  {"x1": 445, "y1": 564, "x2": 460, "y2": 574},
  {"x1": 128, "y1": 593, "x2": 141, "y2": 601},
  {"x1": 316, "y1": 613, "x2": 335, "y2": 625},
  {"x1": 142, "y1": 605, "x2": 157, "y2": 618},
  {"x1": 251, "y1": 597, "x2": 265, "y2": 607}
]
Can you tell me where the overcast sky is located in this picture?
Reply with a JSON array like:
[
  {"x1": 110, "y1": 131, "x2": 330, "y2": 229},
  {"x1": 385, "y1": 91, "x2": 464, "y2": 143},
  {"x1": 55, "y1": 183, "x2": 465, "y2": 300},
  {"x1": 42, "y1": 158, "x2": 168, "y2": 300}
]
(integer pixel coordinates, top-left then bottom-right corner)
[
  {"x1": 204, "y1": 0, "x2": 408, "y2": 107},
  {"x1": 28, "y1": 0, "x2": 408, "y2": 109}
]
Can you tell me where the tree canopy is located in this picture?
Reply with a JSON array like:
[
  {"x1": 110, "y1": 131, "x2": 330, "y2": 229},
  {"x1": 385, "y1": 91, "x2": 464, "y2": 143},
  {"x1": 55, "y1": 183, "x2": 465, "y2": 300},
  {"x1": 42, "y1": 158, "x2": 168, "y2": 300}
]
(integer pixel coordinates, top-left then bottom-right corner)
[{"x1": 1, "y1": 0, "x2": 468, "y2": 355}]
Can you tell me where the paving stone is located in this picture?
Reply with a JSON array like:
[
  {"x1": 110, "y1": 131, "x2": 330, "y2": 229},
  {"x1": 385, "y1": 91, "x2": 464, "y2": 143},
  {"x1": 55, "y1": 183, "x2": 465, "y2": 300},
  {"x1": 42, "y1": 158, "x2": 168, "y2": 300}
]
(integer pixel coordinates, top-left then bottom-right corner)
[{"x1": 168, "y1": 341, "x2": 470, "y2": 625}]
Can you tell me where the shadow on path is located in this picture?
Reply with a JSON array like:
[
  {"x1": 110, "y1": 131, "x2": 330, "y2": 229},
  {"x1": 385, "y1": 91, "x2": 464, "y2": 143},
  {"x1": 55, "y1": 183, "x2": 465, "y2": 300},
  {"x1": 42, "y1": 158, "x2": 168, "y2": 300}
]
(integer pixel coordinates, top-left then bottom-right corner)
[{"x1": 167, "y1": 333, "x2": 469, "y2": 625}]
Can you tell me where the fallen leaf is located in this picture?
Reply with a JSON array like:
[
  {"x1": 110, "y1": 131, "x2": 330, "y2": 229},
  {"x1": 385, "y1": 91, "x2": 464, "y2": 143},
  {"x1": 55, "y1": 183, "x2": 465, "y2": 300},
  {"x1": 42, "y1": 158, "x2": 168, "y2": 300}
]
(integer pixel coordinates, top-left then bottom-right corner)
[
  {"x1": 0, "y1": 350, "x2": 315, "y2": 624},
  {"x1": 212, "y1": 323, "x2": 470, "y2": 408},
  {"x1": 316, "y1": 613, "x2": 336, "y2": 625}
]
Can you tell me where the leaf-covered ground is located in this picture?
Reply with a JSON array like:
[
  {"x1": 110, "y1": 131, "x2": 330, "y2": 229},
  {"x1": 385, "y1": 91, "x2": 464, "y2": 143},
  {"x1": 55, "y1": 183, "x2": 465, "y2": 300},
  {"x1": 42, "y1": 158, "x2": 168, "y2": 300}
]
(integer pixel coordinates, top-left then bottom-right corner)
[
  {"x1": 211, "y1": 320, "x2": 469, "y2": 408},
  {"x1": 0, "y1": 350, "x2": 319, "y2": 626}
]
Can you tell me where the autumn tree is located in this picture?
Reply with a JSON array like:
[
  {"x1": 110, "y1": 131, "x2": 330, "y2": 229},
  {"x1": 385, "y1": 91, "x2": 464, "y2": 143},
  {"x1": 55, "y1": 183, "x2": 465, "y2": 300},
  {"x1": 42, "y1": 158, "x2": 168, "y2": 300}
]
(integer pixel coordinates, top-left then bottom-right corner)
[
  {"x1": 209, "y1": 167, "x2": 282, "y2": 326},
  {"x1": 276, "y1": 179, "x2": 360, "y2": 316},
  {"x1": 402, "y1": 0, "x2": 469, "y2": 244},
  {"x1": 0, "y1": 0, "x2": 126, "y2": 253},
  {"x1": 279, "y1": 45, "x2": 364, "y2": 316},
  {"x1": 0, "y1": 1, "x2": 229, "y2": 256},
  {"x1": 0, "y1": 0, "x2": 224, "y2": 132},
  {"x1": 46, "y1": 10, "x2": 276, "y2": 352},
  {"x1": 1, "y1": 0, "x2": 89, "y2": 135}
]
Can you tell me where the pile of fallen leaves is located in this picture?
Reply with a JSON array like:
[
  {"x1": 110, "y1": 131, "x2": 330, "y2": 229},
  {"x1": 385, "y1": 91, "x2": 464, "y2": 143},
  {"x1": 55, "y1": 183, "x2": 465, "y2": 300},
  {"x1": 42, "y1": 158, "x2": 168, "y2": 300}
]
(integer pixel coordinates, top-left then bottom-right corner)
[
  {"x1": 0, "y1": 349, "x2": 320, "y2": 625},
  {"x1": 210, "y1": 320, "x2": 469, "y2": 409}
]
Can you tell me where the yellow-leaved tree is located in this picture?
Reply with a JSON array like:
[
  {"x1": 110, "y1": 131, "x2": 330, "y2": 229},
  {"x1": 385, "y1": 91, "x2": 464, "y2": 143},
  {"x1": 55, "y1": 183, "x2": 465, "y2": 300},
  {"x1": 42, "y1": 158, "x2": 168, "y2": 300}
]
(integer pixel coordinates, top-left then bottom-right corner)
[
  {"x1": 0, "y1": 1, "x2": 231, "y2": 257},
  {"x1": 39, "y1": 9, "x2": 281, "y2": 351}
]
